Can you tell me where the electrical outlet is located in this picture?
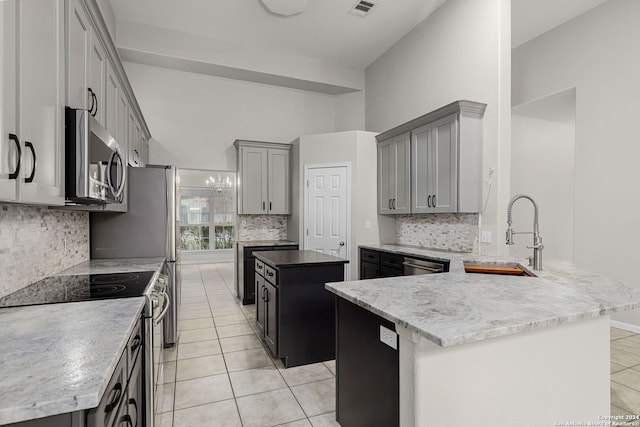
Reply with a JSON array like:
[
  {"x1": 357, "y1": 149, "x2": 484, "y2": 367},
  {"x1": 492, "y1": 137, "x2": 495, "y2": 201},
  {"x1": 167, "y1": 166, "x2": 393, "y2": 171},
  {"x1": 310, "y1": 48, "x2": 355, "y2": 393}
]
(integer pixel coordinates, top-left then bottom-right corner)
[
  {"x1": 261, "y1": 225, "x2": 267, "y2": 233},
  {"x1": 241, "y1": 220, "x2": 246, "y2": 228},
  {"x1": 449, "y1": 228, "x2": 455, "y2": 241},
  {"x1": 364, "y1": 220, "x2": 371, "y2": 230},
  {"x1": 379, "y1": 325, "x2": 398, "y2": 350},
  {"x1": 481, "y1": 231, "x2": 492, "y2": 243}
]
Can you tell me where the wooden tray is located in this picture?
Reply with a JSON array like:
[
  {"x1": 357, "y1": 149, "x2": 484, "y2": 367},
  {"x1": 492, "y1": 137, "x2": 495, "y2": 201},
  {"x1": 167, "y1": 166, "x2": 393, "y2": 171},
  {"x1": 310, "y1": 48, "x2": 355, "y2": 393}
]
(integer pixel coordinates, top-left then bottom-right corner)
[{"x1": 464, "y1": 264, "x2": 526, "y2": 276}]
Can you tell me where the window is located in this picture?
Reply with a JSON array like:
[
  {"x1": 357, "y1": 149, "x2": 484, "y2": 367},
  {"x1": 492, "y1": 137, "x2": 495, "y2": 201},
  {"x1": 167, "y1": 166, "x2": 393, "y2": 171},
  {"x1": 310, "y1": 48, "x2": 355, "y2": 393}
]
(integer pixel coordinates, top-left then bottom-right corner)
[{"x1": 178, "y1": 170, "x2": 235, "y2": 252}]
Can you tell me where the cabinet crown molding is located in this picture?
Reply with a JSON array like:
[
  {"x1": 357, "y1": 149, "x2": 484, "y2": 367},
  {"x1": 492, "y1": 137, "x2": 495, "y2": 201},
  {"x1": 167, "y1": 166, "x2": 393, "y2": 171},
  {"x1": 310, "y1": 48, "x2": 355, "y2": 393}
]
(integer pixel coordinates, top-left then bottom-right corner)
[
  {"x1": 375, "y1": 100, "x2": 487, "y2": 143},
  {"x1": 234, "y1": 140, "x2": 293, "y2": 150}
]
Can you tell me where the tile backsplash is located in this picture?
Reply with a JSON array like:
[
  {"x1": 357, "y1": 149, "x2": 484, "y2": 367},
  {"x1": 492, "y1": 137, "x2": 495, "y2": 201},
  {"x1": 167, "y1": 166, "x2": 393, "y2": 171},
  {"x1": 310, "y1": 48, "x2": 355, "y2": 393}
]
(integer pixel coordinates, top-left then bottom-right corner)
[
  {"x1": 238, "y1": 215, "x2": 287, "y2": 241},
  {"x1": 395, "y1": 213, "x2": 480, "y2": 252},
  {"x1": 0, "y1": 204, "x2": 89, "y2": 298}
]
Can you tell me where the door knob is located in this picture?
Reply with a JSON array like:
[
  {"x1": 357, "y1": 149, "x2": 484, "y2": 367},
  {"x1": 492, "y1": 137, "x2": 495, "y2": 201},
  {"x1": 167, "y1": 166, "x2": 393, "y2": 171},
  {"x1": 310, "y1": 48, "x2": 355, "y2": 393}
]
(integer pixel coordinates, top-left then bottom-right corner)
[{"x1": 339, "y1": 241, "x2": 345, "y2": 246}]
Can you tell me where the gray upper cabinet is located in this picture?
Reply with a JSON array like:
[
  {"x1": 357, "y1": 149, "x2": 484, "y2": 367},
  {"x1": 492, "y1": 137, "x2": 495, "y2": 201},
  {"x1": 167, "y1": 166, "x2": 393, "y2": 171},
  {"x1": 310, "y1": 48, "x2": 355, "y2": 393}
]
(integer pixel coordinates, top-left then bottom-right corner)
[
  {"x1": 411, "y1": 114, "x2": 457, "y2": 213},
  {"x1": 65, "y1": 0, "x2": 90, "y2": 111},
  {"x1": 377, "y1": 100, "x2": 486, "y2": 215},
  {"x1": 0, "y1": 0, "x2": 65, "y2": 206},
  {"x1": 88, "y1": 24, "x2": 106, "y2": 126},
  {"x1": 235, "y1": 140, "x2": 292, "y2": 215},
  {"x1": 377, "y1": 132, "x2": 411, "y2": 214}
]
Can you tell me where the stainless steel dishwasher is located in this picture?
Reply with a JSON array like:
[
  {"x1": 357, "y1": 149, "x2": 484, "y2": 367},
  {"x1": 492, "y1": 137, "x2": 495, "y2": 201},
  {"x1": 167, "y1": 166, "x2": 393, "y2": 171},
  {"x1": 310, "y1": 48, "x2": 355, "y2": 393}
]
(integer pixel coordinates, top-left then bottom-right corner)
[{"x1": 402, "y1": 257, "x2": 446, "y2": 275}]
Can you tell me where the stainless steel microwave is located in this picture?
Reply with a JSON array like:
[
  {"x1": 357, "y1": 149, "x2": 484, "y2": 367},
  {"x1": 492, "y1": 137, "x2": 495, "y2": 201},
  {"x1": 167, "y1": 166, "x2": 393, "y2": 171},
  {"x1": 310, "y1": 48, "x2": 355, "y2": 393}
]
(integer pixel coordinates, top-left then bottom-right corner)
[{"x1": 65, "y1": 107, "x2": 126, "y2": 205}]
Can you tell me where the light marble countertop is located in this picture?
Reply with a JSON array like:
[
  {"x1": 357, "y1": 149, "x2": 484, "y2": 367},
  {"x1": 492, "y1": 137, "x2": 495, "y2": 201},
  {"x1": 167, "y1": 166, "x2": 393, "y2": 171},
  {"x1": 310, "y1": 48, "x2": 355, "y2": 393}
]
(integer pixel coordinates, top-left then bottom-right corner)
[
  {"x1": 0, "y1": 298, "x2": 145, "y2": 425},
  {"x1": 56, "y1": 257, "x2": 165, "y2": 275},
  {"x1": 0, "y1": 257, "x2": 164, "y2": 425},
  {"x1": 326, "y1": 244, "x2": 640, "y2": 347}
]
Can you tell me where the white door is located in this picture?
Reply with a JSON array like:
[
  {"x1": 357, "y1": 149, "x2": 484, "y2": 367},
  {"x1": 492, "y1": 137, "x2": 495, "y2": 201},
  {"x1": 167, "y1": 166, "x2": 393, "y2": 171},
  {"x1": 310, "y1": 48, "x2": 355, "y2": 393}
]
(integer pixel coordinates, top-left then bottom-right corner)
[{"x1": 305, "y1": 165, "x2": 349, "y2": 266}]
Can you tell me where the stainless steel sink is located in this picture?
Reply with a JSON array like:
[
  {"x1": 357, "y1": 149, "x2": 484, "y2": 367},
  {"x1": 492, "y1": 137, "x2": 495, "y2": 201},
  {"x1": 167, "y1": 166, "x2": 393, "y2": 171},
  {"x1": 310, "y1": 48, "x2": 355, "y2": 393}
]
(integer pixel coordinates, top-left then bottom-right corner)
[{"x1": 463, "y1": 261, "x2": 536, "y2": 277}]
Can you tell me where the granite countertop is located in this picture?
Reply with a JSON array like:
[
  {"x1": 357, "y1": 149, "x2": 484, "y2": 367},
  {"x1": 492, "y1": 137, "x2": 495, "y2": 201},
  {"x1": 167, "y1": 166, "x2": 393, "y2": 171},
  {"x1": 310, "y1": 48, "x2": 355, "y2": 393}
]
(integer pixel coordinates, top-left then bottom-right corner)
[
  {"x1": 236, "y1": 240, "x2": 298, "y2": 248},
  {"x1": 255, "y1": 250, "x2": 349, "y2": 268},
  {"x1": 326, "y1": 244, "x2": 640, "y2": 347},
  {"x1": 0, "y1": 257, "x2": 164, "y2": 425},
  {"x1": 0, "y1": 298, "x2": 145, "y2": 425}
]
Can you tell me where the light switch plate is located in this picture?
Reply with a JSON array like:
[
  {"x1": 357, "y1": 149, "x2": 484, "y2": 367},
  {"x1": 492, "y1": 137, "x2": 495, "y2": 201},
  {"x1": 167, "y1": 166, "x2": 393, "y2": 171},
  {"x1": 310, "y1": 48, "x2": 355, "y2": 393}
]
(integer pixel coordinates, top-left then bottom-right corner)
[
  {"x1": 380, "y1": 325, "x2": 398, "y2": 350},
  {"x1": 481, "y1": 231, "x2": 492, "y2": 243}
]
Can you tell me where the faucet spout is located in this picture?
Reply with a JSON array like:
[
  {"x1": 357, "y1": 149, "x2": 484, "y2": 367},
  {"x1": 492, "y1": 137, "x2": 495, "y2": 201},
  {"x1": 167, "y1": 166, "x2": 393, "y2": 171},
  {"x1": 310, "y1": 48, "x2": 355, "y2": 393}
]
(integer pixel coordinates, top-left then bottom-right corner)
[{"x1": 505, "y1": 194, "x2": 543, "y2": 270}]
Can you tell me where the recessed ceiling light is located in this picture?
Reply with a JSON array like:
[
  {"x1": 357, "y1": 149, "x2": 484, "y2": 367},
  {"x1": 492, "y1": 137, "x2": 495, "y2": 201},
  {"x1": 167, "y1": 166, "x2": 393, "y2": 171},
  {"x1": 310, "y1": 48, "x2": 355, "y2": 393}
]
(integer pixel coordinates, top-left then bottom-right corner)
[{"x1": 260, "y1": 0, "x2": 310, "y2": 17}]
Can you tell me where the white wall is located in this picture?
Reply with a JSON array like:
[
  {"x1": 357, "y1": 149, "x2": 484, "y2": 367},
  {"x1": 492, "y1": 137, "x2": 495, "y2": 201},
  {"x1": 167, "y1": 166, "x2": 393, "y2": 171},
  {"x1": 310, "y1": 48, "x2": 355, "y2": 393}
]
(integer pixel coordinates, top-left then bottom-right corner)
[
  {"x1": 364, "y1": 0, "x2": 511, "y2": 255},
  {"x1": 123, "y1": 62, "x2": 344, "y2": 170},
  {"x1": 289, "y1": 131, "x2": 380, "y2": 280},
  {"x1": 512, "y1": 0, "x2": 640, "y2": 325},
  {"x1": 510, "y1": 114, "x2": 575, "y2": 262}
]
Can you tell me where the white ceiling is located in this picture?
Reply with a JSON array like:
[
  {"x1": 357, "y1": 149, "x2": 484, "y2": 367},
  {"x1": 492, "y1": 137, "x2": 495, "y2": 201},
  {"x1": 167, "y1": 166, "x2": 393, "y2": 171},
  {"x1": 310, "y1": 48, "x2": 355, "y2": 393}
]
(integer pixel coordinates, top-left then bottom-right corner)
[
  {"x1": 108, "y1": 0, "x2": 610, "y2": 90},
  {"x1": 511, "y1": 0, "x2": 609, "y2": 48},
  {"x1": 109, "y1": 0, "x2": 447, "y2": 70}
]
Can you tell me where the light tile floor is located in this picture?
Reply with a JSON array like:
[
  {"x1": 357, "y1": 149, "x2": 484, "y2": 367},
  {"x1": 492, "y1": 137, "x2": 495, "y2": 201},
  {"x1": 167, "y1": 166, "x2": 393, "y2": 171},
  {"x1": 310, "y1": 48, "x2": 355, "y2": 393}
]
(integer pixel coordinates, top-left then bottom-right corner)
[
  {"x1": 157, "y1": 263, "x2": 339, "y2": 427},
  {"x1": 160, "y1": 263, "x2": 640, "y2": 426},
  {"x1": 610, "y1": 327, "x2": 640, "y2": 416}
]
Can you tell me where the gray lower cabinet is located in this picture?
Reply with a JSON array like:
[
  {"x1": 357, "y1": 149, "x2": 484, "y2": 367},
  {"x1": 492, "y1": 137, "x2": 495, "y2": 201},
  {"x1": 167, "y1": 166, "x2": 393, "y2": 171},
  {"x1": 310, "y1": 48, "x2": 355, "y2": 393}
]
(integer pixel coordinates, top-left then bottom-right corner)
[
  {"x1": 377, "y1": 132, "x2": 411, "y2": 214},
  {"x1": 235, "y1": 140, "x2": 292, "y2": 215},
  {"x1": 7, "y1": 317, "x2": 144, "y2": 427}
]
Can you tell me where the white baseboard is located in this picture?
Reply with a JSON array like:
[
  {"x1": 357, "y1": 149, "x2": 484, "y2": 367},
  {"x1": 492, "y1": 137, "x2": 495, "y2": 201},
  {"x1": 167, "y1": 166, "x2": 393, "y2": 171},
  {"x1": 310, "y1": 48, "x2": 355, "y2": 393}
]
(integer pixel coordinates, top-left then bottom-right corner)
[{"x1": 610, "y1": 320, "x2": 640, "y2": 334}]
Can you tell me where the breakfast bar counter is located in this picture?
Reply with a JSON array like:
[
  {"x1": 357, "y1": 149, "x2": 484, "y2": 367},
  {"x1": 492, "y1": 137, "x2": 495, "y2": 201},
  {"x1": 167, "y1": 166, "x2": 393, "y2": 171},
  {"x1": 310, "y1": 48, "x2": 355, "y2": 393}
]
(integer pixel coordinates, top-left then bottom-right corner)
[{"x1": 326, "y1": 244, "x2": 640, "y2": 427}]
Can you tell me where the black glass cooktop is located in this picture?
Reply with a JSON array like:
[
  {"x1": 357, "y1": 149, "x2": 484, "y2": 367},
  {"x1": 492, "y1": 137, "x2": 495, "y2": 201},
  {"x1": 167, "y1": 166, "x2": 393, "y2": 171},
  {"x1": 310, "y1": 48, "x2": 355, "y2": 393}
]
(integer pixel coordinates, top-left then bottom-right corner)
[{"x1": 0, "y1": 271, "x2": 156, "y2": 308}]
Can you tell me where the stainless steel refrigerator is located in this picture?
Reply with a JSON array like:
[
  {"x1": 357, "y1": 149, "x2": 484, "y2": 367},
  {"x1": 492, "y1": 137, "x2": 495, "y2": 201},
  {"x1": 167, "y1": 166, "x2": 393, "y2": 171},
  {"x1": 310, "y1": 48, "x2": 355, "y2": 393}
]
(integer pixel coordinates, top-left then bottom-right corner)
[{"x1": 90, "y1": 165, "x2": 181, "y2": 347}]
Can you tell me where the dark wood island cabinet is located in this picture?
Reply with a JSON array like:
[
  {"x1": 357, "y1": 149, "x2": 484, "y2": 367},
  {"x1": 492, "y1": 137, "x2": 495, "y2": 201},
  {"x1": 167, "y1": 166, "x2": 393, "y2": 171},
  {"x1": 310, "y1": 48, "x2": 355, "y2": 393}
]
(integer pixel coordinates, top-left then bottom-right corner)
[
  {"x1": 236, "y1": 241, "x2": 298, "y2": 305},
  {"x1": 253, "y1": 250, "x2": 348, "y2": 368}
]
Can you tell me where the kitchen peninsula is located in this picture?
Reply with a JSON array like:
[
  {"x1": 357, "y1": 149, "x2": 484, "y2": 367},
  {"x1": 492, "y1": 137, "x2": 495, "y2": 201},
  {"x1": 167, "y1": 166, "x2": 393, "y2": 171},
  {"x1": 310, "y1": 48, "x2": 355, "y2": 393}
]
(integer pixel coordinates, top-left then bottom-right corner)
[{"x1": 327, "y1": 245, "x2": 640, "y2": 427}]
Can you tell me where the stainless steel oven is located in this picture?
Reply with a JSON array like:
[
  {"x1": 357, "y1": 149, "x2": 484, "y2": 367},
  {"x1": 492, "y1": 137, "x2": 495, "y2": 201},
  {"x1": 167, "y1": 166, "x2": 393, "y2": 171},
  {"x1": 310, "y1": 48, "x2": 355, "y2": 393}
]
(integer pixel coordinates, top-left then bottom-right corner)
[
  {"x1": 403, "y1": 257, "x2": 446, "y2": 275},
  {"x1": 143, "y1": 274, "x2": 170, "y2": 427}
]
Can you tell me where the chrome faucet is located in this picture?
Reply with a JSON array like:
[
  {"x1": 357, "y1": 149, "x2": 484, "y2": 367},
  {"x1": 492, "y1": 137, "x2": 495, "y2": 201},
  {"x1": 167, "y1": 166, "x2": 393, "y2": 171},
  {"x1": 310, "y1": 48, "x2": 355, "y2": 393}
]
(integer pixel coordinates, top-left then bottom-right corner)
[{"x1": 506, "y1": 194, "x2": 544, "y2": 270}]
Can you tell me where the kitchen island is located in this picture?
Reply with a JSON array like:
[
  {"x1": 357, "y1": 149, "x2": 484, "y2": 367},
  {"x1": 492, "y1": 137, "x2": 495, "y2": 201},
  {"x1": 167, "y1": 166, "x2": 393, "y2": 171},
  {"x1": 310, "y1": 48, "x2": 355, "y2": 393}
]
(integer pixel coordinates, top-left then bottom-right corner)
[
  {"x1": 254, "y1": 250, "x2": 348, "y2": 367},
  {"x1": 0, "y1": 258, "x2": 163, "y2": 426},
  {"x1": 326, "y1": 245, "x2": 640, "y2": 427}
]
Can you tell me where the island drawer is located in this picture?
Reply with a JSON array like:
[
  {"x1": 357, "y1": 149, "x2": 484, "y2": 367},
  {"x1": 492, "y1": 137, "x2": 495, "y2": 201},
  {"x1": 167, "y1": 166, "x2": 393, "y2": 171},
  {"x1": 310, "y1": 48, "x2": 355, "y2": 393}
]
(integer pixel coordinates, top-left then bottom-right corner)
[
  {"x1": 264, "y1": 265, "x2": 277, "y2": 284},
  {"x1": 255, "y1": 259, "x2": 265, "y2": 277},
  {"x1": 86, "y1": 352, "x2": 126, "y2": 427}
]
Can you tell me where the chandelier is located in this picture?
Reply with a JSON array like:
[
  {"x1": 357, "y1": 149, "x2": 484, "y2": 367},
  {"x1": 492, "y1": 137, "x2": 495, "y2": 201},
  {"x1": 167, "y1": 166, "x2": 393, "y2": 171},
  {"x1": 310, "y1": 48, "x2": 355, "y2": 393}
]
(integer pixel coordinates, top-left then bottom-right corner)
[{"x1": 205, "y1": 173, "x2": 233, "y2": 193}]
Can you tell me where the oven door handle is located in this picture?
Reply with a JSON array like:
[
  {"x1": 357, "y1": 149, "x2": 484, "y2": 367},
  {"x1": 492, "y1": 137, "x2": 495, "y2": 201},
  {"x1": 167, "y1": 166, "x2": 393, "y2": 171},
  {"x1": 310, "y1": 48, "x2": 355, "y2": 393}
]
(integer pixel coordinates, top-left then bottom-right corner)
[{"x1": 154, "y1": 291, "x2": 170, "y2": 325}]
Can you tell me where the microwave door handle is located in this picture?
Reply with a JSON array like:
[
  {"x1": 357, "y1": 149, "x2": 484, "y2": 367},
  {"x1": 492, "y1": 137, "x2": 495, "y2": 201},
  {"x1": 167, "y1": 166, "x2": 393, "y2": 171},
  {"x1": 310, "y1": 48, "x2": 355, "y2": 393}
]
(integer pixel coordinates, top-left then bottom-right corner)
[{"x1": 114, "y1": 150, "x2": 126, "y2": 199}]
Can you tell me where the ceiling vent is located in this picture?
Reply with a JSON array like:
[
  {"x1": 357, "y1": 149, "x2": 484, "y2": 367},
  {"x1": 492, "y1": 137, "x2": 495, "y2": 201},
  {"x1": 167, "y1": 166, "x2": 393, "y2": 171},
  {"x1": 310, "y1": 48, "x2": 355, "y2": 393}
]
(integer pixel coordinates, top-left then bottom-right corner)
[{"x1": 349, "y1": 0, "x2": 377, "y2": 17}]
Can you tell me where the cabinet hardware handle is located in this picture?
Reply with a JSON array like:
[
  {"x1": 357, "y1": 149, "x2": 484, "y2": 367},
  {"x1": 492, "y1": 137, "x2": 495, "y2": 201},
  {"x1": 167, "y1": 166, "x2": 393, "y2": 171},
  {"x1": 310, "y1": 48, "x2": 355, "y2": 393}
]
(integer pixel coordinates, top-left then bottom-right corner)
[
  {"x1": 88, "y1": 88, "x2": 95, "y2": 114},
  {"x1": 105, "y1": 382, "x2": 123, "y2": 413},
  {"x1": 8, "y1": 134, "x2": 21, "y2": 179},
  {"x1": 263, "y1": 201, "x2": 266, "y2": 211},
  {"x1": 267, "y1": 271, "x2": 274, "y2": 277},
  {"x1": 264, "y1": 288, "x2": 269, "y2": 303},
  {"x1": 120, "y1": 414, "x2": 133, "y2": 427},
  {"x1": 388, "y1": 198, "x2": 392, "y2": 209},
  {"x1": 432, "y1": 194, "x2": 436, "y2": 207},
  {"x1": 128, "y1": 398, "x2": 138, "y2": 426},
  {"x1": 92, "y1": 92, "x2": 98, "y2": 117},
  {"x1": 24, "y1": 141, "x2": 36, "y2": 183},
  {"x1": 269, "y1": 201, "x2": 272, "y2": 211},
  {"x1": 130, "y1": 335, "x2": 141, "y2": 352},
  {"x1": 392, "y1": 198, "x2": 396, "y2": 209},
  {"x1": 427, "y1": 195, "x2": 431, "y2": 207}
]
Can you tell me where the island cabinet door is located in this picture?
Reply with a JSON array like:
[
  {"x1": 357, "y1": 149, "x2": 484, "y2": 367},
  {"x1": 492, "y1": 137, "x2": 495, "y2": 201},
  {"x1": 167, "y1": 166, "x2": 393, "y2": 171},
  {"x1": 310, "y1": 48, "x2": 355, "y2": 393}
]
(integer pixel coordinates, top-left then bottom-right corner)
[
  {"x1": 337, "y1": 297, "x2": 399, "y2": 427},
  {"x1": 264, "y1": 280, "x2": 278, "y2": 356},
  {"x1": 255, "y1": 273, "x2": 266, "y2": 336}
]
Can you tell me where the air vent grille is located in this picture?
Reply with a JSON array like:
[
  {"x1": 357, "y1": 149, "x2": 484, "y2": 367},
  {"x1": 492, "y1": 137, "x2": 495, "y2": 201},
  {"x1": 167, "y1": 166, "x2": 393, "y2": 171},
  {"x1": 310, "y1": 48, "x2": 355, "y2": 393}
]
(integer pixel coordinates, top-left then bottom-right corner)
[{"x1": 349, "y1": 0, "x2": 377, "y2": 17}]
